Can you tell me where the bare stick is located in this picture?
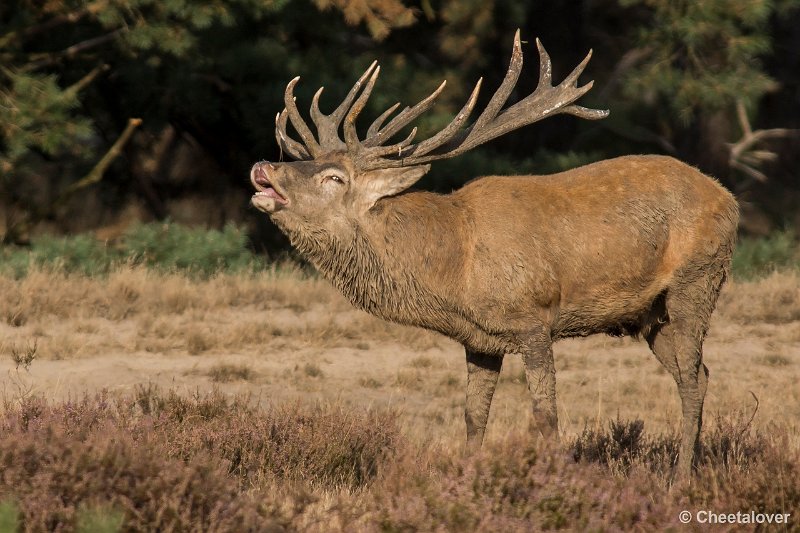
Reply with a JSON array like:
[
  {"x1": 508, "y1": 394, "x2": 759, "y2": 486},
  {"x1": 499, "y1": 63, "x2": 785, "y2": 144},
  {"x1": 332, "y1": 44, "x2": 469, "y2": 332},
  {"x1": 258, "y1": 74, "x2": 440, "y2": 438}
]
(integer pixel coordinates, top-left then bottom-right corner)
[
  {"x1": 23, "y1": 28, "x2": 125, "y2": 71},
  {"x1": 58, "y1": 118, "x2": 143, "y2": 200},
  {"x1": 729, "y1": 99, "x2": 798, "y2": 183}
]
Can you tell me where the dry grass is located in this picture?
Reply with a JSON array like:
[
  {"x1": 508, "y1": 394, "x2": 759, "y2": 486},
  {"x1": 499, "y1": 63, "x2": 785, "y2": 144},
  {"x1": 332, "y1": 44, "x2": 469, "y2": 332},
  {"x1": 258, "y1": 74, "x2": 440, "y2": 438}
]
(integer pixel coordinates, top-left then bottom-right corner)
[
  {"x1": 719, "y1": 270, "x2": 800, "y2": 324},
  {"x1": 206, "y1": 363, "x2": 258, "y2": 383},
  {"x1": 1, "y1": 265, "x2": 799, "y2": 441},
  {"x1": 0, "y1": 266, "x2": 443, "y2": 361}
]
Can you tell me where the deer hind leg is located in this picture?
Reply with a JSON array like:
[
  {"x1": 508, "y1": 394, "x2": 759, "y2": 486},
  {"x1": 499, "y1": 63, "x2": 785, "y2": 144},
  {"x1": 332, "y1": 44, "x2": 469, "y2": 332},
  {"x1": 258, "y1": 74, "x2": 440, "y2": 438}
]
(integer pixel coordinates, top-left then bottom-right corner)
[
  {"x1": 521, "y1": 329, "x2": 558, "y2": 439},
  {"x1": 465, "y1": 349, "x2": 503, "y2": 453},
  {"x1": 646, "y1": 270, "x2": 725, "y2": 479}
]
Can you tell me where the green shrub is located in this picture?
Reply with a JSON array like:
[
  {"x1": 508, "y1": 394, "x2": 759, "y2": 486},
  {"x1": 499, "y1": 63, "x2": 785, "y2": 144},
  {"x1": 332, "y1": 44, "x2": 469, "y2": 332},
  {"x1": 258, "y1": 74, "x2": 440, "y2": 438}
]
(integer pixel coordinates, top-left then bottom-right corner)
[
  {"x1": 732, "y1": 230, "x2": 799, "y2": 279},
  {"x1": 122, "y1": 222, "x2": 262, "y2": 276},
  {"x1": 0, "y1": 222, "x2": 268, "y2": 278},
  {"x1": 0, "y1": 499, "x2": 20, "y2": 533},
  {"x1": 0, "y1": 234, "x2": 116, "y2": 277}
]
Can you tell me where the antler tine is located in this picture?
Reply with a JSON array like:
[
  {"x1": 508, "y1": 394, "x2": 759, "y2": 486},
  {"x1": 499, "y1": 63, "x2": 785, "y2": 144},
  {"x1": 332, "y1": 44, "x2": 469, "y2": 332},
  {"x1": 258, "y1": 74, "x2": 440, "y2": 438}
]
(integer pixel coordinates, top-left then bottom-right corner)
[
  {"x1": 370, "y1": 127, "x2": 418, "y2": 158},
  {"x1": 309, "y1": 87, "x2": 326, "y2": 129},
  {"x1": 554, "y1": 49, "x2": 610, "y2": 120},
  {"x1": 363, "y1": 80, "x2": 447, "y2": 148},
  {"x1": 275, "y1": 110, "x2": 311, "y2": 160},
  {"x1": 306, "y1": 61, "x2": 379, "y2": 151},
  {"x1": 402, "y1": 77, "x2": 483, "y2": 160},
  {"x1": 330, "y1": 60, "x2": 379, "y2": 125},
  {"x1": 534, "y1": 38, "x2": 552, "y2": 90},
  {"x1": 464, "y1": 29, "x2": 523, "y2": 140},
  {"x1": 343, "y1": 66, "x2": 381, "y2": 152},
  {"x1": 284, "y1": 77, "x2": 321, "y2": 157},
  {"x1": 563, "y1": 103, "x2": 611, "y2": 120},
  {"x1": 367, "y1": 103, "x2": 400, "y2": 138},
  {"x1": 560, "y1": 48, "x2": 592, "y2": 89}
]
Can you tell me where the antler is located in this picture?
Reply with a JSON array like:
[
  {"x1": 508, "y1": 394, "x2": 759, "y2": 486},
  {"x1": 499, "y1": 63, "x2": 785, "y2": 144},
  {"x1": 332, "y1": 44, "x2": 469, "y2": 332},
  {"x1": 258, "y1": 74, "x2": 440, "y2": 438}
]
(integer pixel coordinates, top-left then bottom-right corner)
[{"x1": 275, "y1": 30, "x2": 609, "y2": 170}]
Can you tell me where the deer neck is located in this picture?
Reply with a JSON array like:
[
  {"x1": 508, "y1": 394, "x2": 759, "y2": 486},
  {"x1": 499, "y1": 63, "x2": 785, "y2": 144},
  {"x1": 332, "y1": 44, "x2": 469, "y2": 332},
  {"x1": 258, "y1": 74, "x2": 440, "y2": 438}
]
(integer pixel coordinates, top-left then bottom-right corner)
[{"x1": 282, "y1": 192, "x2": 463, "y2": 325}]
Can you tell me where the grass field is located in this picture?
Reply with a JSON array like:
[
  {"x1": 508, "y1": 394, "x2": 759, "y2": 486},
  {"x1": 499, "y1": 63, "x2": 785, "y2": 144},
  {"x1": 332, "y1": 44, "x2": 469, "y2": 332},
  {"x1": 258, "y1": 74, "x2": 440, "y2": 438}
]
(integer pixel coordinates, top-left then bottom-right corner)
[{"x1": 1, "y1": 227, "x2": 799, "y2": 530}]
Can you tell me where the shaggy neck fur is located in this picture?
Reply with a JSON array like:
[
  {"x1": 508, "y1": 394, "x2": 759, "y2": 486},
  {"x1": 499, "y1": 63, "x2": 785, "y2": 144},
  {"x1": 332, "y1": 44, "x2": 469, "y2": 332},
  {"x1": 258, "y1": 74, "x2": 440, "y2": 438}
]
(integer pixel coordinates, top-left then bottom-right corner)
[{"x1": 275, "y1": 192, "x2": 463, "y2": 332}]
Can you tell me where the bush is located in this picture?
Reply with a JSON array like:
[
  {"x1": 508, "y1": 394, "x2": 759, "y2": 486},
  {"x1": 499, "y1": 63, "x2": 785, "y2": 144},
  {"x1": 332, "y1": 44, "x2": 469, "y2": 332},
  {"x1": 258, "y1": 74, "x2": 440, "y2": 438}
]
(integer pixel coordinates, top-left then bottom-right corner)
[
  {"x1": 0, "y1": 400, "x2": 268, "y2": 531},
  {"x1": 122, "y1": 223, "x2": 261, "y2": 276},
  {"x1": 0, "y1": 233, "x2": 114, "y2": 277},
  {"x1": 0, "y1": 222, "x2": 268, "y2": 278},
  {"x1": 366, "y1": 438, "x2": 678, "y2": 532},
  {"x1": 572, "y1": 418, "x2": 679, "y2": 476},
  {"x1": 130, "y1": 385, "x2": 400, "y2": 490},
  {"x1": 732, "y1": 230, "x2": 800, "y2": 279},
  {"x1": 0, "y1": 388, "x2": 401, "y2": 531},
  {"x1": 571, "y1": 414, "x2": 769, "y2": 477},
  {"x1": 1, "y1": 391, "x2": 798, "y2": 532}
]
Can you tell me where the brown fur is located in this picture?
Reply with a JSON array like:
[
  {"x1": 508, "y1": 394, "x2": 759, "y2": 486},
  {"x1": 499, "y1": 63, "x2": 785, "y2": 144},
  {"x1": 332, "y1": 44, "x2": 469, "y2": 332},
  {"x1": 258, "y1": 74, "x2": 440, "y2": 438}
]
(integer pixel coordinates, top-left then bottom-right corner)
[{"x1": 252, "y1": 152, "x2": 738, "y2": 479}]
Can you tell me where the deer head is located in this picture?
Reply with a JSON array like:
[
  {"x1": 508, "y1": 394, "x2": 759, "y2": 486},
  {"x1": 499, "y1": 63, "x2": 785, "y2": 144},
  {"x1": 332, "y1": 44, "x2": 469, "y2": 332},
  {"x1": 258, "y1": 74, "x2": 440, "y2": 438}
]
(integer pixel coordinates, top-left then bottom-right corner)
[{"x1": 250, "y1": 30, "x2": 608, "y2": 237}]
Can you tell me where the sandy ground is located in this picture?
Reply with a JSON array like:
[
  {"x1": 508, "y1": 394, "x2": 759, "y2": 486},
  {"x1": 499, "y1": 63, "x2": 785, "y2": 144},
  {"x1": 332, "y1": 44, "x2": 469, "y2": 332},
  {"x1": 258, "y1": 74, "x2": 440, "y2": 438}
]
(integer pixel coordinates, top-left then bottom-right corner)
[{"x1": 3, "y1": 283, "x2": 798, "y2": 448}]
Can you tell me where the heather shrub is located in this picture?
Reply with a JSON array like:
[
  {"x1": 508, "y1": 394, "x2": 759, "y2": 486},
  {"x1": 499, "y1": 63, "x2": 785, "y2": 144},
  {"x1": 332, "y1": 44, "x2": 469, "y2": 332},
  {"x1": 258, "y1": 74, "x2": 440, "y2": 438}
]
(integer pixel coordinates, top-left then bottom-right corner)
[
  {"x1": 0, "y1": 387, "x2": 402, "y2": 531},
  {"x1": 571, "y1": 411, "x2": 772, "y2": 477},
  {"x1": 0, "y1": 409, "x2": 268, "y2": 531},
  {"x1": 698, "y1": 413, "x2": 768, "y2": 470},
  {"x1": 363, "y1": 438, "x2": 680, "y2": 532},
  {"x1": 572, "y1": 418, "x2": 679, "y2": 476},
  {"x1": 130, "y1": 385, "x2": 401, "y2": 490},
  {"x1": 689, "y1": 434, "x2": 800, "y2": 523},
  {"x1": 1, "y1": 390, "x2": 796, "y2": 532}
]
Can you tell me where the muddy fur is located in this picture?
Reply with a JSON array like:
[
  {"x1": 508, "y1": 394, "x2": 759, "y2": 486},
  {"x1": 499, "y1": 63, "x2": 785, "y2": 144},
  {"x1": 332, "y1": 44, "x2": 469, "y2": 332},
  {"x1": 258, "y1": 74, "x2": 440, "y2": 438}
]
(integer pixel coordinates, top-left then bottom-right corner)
[{"x1": 253, "y1": 153, "x2": 739, "y2": 478}]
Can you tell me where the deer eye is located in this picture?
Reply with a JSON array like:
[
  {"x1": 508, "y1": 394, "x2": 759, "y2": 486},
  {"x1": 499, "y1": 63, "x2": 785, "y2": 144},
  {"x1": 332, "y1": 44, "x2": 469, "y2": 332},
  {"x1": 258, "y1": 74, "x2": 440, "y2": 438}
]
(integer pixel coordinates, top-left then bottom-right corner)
[{"x1": 324, "y1": 174, "x2": 344, "y2": 184}]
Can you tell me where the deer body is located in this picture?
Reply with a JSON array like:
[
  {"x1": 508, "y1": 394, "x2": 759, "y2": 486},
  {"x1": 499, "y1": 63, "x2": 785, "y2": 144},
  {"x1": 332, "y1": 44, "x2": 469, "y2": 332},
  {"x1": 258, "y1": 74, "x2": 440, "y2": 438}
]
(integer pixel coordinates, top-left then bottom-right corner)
[
  {"x1": 279, "y1": 155, "x2": 736, "y2": 354},
  {"x1": 251, "y1": 32, "x2": 738, "y2": 479}
]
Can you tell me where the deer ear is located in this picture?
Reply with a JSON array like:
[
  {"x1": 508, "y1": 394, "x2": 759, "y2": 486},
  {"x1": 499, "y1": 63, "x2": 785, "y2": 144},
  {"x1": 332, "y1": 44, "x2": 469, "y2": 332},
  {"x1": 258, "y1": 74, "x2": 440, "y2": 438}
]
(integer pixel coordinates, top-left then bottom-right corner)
[{"x1": 361, "y1": 165, "x2": 431, "y2": 208}]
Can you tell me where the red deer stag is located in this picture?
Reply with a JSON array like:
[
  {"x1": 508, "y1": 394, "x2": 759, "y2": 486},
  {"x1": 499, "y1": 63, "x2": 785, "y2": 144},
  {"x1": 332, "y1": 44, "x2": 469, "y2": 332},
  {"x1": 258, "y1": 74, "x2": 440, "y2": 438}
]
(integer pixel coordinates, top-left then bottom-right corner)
[{"x1": 250, "y1": 31, "x2": 739, "y2": 478}]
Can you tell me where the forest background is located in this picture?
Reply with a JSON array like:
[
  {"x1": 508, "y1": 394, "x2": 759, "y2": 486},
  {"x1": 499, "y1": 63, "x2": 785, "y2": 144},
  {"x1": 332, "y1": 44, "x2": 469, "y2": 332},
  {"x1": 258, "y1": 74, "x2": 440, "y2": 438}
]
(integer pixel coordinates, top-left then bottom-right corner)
[{"x1": 2, "y1": 0, "x2": 799, "y2": 252}]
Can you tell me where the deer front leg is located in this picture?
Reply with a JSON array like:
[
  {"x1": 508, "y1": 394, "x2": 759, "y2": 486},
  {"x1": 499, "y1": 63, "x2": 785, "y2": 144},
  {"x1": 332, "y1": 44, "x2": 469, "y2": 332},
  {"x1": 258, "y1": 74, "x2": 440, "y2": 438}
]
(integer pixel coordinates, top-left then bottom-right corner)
[
  {"x1": 465, "y1": 349, "x2": 503, "y2": 453},
  {"x1": 522, "y1": 330, "x2": 558, "y2": 439}
]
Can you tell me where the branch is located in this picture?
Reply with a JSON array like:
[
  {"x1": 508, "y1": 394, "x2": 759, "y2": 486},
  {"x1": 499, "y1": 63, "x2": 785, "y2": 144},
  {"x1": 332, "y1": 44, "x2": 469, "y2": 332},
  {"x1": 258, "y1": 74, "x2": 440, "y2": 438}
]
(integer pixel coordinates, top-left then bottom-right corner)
[
  {"x1": 2, "y1": 119, "x2": 142, "y2": 244},
  {"x1": 58, "y1": 118, "x2": 143, "y2": 201},
  {"x1": 0, "y1": 2, "x2": 108, "y2": 48},
  {"x1": 728, "y1": 100, "x2": 798, "y2": 183},
  {"x1": 23, "y1": 28, "x2": 125, "y2": 71},
  {"x1": 598, "y1": 47, "x2": 652, "y2": 100},
  {"x1": 64, "y1": 64, "x2": 110, "y2": 98}
]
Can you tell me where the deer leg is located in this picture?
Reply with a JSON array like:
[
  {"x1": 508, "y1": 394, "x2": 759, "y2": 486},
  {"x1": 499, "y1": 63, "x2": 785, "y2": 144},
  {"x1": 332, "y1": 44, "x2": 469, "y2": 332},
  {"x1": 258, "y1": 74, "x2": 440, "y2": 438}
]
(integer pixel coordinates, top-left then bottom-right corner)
[
  {"x1": 647, "y1": 269, "x2": 723, "y2": 480},
  {"x1": 647, "y1": 320, "x2": 707, "y2": 480},
  {"x1": 465, "y1": 349, "x2": 503, "y2": 453},
  {"x1": 521, "y1": 330, "x2": 558, "y2": 439}
]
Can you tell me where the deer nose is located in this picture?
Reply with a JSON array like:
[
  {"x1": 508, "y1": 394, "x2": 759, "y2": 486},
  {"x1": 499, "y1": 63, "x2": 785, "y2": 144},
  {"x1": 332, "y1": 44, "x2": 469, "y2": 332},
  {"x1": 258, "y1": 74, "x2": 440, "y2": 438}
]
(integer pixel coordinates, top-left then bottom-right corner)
[{"x1": 251, "y1": 162, "x2": 272, "y2": 190}]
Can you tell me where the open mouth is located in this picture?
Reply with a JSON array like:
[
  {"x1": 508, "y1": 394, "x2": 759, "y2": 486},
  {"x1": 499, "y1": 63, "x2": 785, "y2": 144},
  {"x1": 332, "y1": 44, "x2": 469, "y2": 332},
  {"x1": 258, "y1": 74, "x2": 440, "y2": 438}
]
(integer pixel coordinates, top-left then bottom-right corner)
[{"x1": 251, "y1": 164, "x2": 288, "y2": 205}]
